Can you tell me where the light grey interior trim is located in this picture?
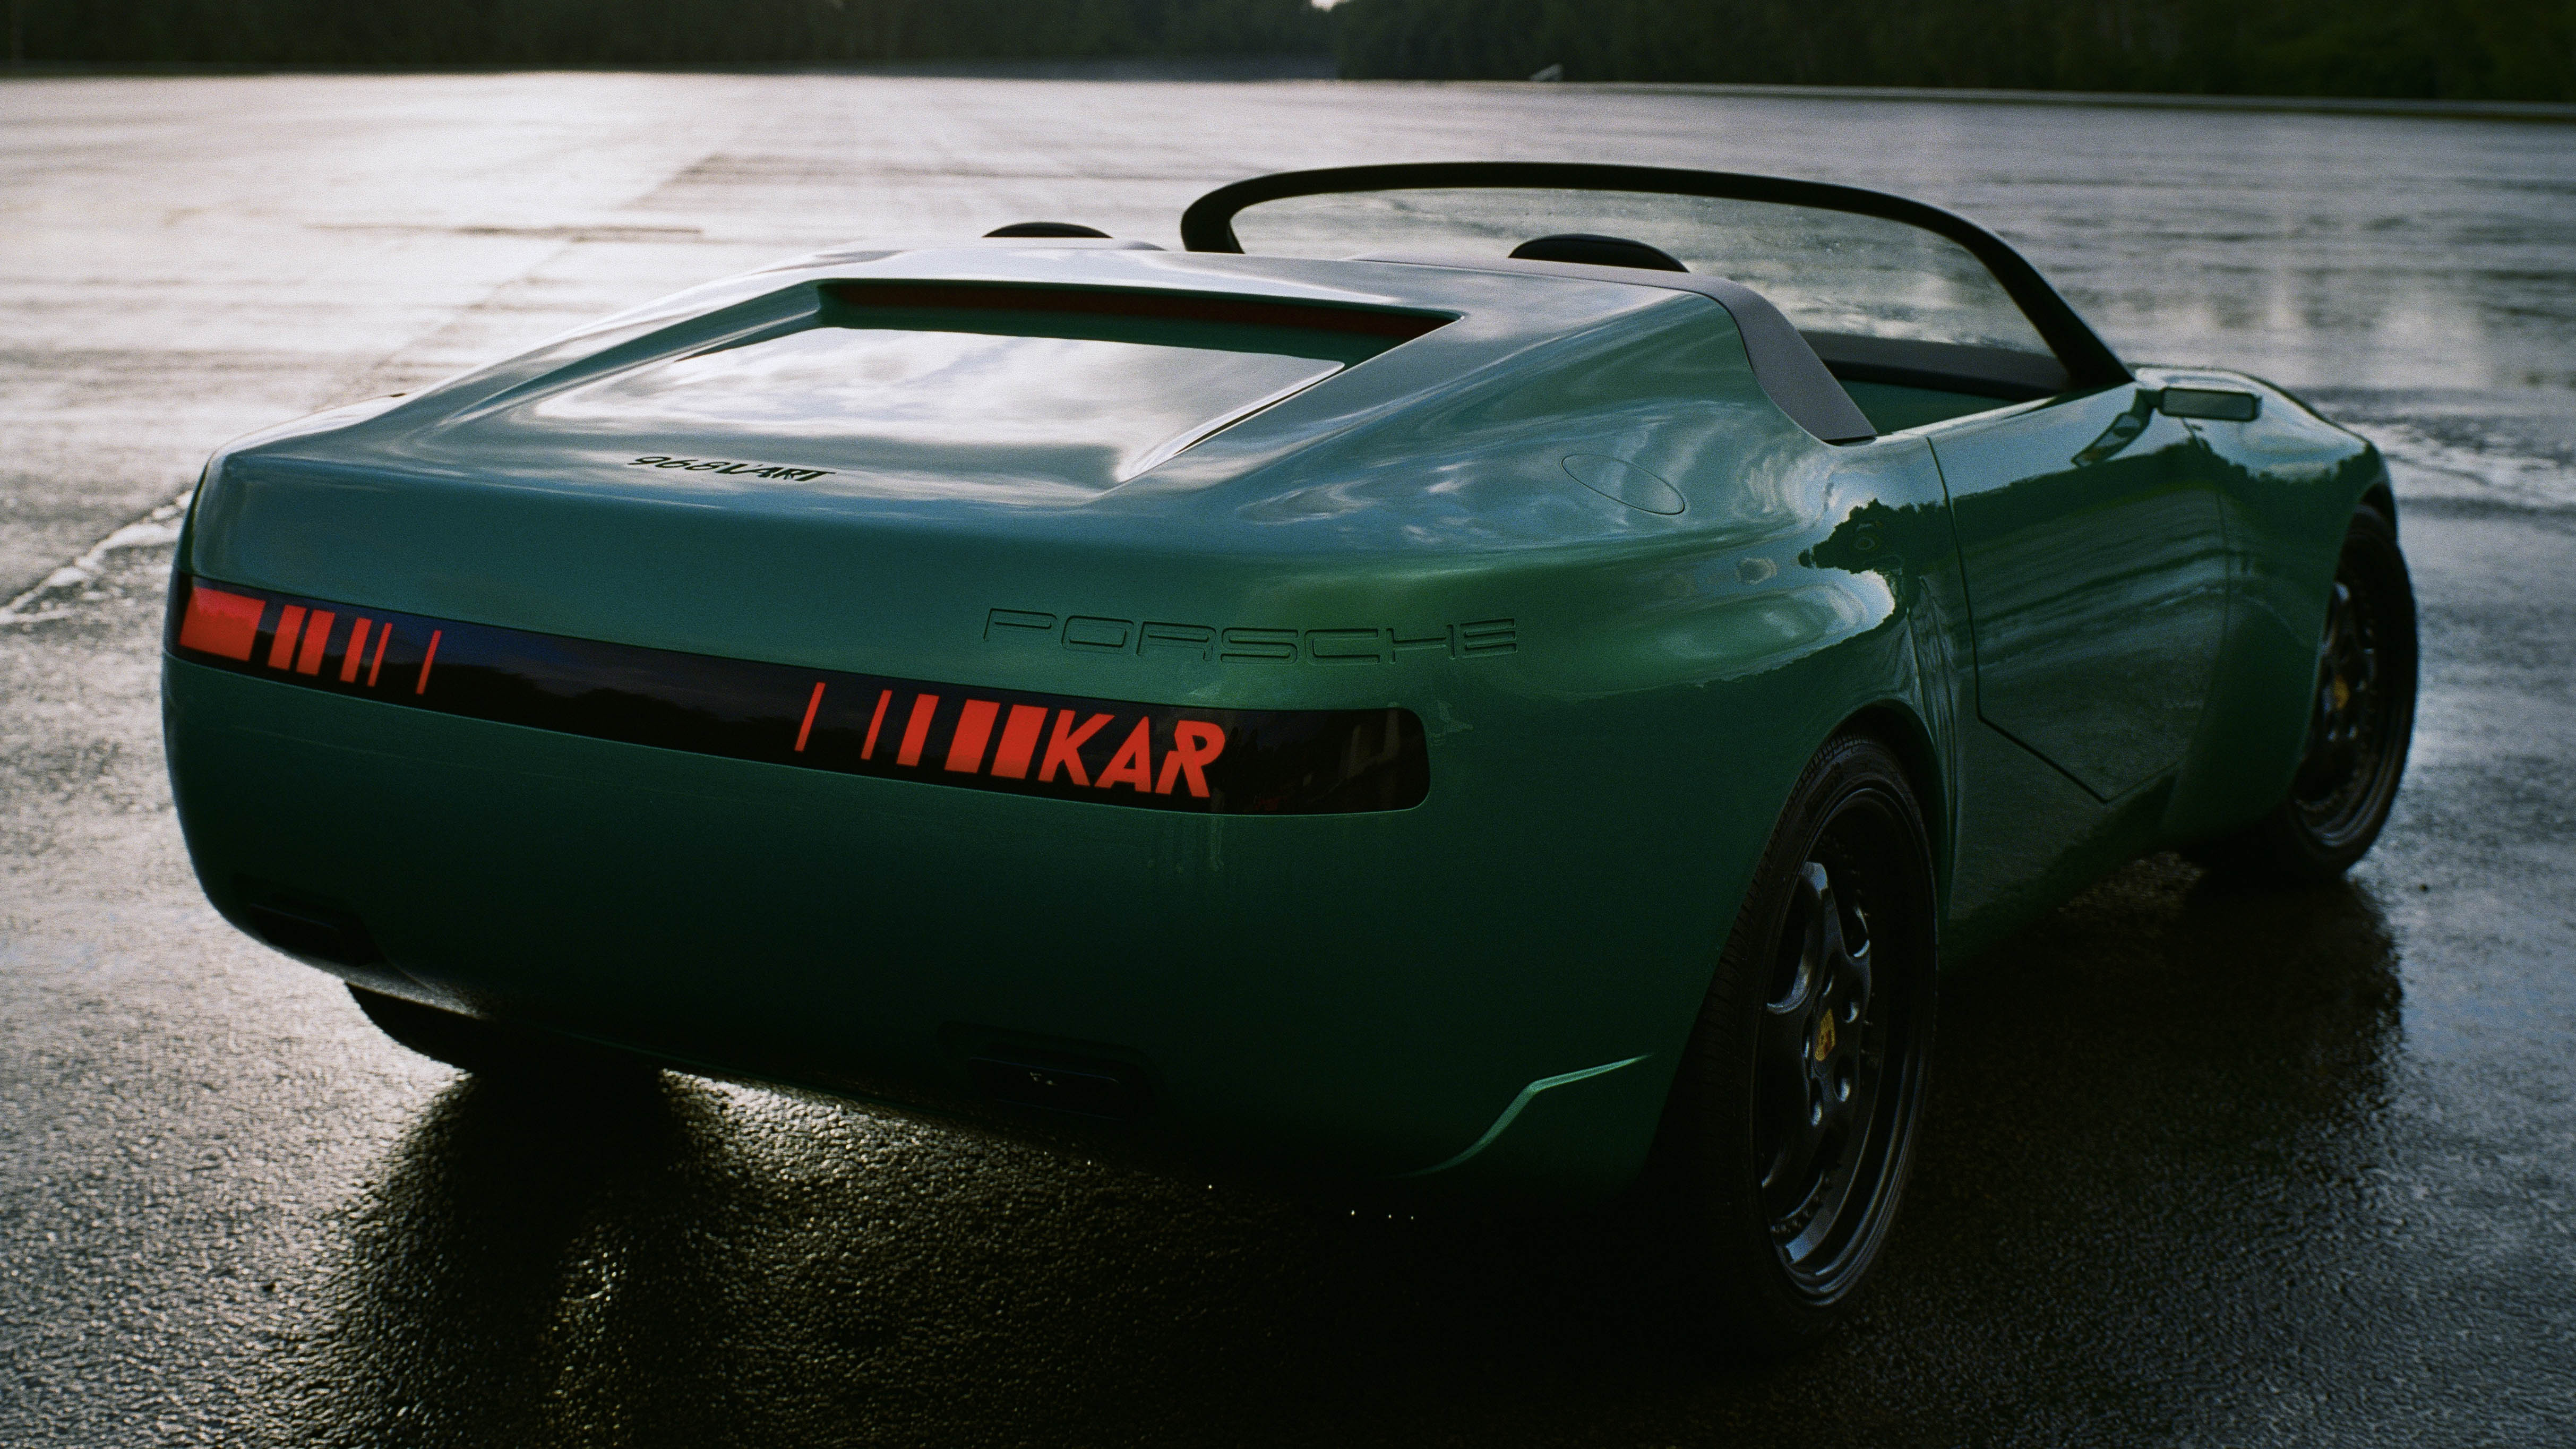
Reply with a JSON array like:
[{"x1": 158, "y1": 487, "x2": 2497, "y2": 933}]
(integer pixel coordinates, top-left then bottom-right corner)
[
  {"x1": 1801, "y1": 332, "x2": 2071, "y2": 399},
  {"x1": 1350, "y1": 251, "x2": 1878, "y2": 444}
]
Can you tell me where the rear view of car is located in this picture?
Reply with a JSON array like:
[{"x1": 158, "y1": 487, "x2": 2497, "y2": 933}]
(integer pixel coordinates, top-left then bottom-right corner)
[
  {"x1": 165, "y1": 167, "x2": 2412, "y2": 1353},
  {"x1": 164, "y1": 241, "x2": 1813, "y2": 1201}
]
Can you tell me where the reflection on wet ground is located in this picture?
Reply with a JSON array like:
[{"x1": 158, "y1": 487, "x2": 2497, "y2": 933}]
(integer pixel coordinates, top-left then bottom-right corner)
[
  {"x1": 300, "y1": 1075, "x2": 750, "y2": 1445},
  {"x1": 251, "y1": 862, "x2": 2410, "y2": 1445}
]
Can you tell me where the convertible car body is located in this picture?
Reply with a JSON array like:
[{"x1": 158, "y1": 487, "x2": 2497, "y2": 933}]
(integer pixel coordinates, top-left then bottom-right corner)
[{"x1": 162, "y1": 166, "x2": 2402, "y2": 1261}]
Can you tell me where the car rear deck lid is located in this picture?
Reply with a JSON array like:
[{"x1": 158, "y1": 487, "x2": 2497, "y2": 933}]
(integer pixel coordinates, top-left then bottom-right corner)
[{"x1": 510, "y1": 280, "x2": 1456, "y2": 490}]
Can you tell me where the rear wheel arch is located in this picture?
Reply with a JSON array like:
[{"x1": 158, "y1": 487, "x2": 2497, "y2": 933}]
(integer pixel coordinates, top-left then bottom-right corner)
[
  {"x1": 1643, "y1": 724, "x2": 1940, "y2": 1347},
  {"x1": 1655, "y1": 700, "x2": 1945, "y2": 1095},
  {"x1": 1837, "y1": 701, "x2": 1950, "y2": 906}
]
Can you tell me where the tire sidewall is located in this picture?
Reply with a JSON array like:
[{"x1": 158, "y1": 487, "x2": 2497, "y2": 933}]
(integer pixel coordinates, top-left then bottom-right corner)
[
  {"x1": 1654, "y1": 731, "x2": 1938, "y2": 1350},
  {"x1": 2245, "y1": 503, "x2": 2419, "y2": 881}
]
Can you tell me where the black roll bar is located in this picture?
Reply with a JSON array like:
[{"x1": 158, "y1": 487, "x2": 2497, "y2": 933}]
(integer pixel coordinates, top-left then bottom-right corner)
[{"x1": 1180, "y1": 162, "x2": 2131, "y2": 391}]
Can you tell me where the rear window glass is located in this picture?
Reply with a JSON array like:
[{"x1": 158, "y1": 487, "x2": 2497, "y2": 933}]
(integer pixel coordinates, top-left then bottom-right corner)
[{"x1": 531, "y1": 285, "x2": 1447, "y2": 485}]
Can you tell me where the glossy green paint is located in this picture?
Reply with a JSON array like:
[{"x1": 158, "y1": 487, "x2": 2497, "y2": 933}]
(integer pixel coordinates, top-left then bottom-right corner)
[
  {"x1": 1935, "y1": 385, "x2": 2230, "y2": 800},
  {"x1": 1917, "y1": 366, "x2": 2383, "y2": 956},
  {"x1": 162, "y1": 241, "x2": 2384, "y2": 1204}
]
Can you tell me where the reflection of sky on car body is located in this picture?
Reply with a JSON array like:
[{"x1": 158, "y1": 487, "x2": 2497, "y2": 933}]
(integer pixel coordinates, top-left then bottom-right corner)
[{"x1": 532, "y1": 325, "x2": 1342, "y2": 484}]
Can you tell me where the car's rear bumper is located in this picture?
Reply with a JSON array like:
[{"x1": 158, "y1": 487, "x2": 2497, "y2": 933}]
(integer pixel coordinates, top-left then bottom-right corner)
[{"x1": 164, "y1": 653, "x2": 1707, "y2": 1203}]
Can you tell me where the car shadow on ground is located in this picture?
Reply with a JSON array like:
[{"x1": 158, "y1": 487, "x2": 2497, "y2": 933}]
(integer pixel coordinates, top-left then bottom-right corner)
[{"x1": 278, "y1": 855, "x2": 2402, "y2": 1447}]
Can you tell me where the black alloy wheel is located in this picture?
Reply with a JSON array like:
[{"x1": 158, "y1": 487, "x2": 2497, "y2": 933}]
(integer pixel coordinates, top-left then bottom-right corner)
[
  {"x1": 1757, "y1": 861, "x2": 1892, "y2": 1275},
  {"x1": 2196, "y1": 503, "x2": 2417, "y2": 884},
  {"x1": 1653, "y1": 731, "x2": 1936, "y2": 1352}
]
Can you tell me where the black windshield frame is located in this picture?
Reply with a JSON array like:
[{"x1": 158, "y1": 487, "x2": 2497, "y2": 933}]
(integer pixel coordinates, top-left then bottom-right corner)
[{"x1": 1180, "y1": 162, "x2": 2131, "y2": 392}]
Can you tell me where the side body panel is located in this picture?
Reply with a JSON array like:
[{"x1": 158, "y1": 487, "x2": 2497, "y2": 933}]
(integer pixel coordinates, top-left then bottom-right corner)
[
  {"x1": 1929, "y1": 384, "x2": 2231, "y2": 802},
  {"x1": 1933, "y1": 369, "x2": 2386, "y2": 957}
]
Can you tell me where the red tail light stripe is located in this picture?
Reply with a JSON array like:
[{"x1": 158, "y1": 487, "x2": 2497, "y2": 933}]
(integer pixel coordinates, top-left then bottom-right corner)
[
  {"x1": 990, "y1": 704, "x2": 1049, "y2": 780},
  {"x1": 946, "y1": 699, "x2": 1000, "y2": 773},
  {"x1": 794, "y1": 681, "x2": 826, "y2": 752},
  {"x1": 176, "y1": 585, "x2": 265, "y2": 661},
  {"x1": 861, "y1": 689, "x2": 891, "y2": 760},
  {"x1": 339, "y1": 619, "x2": 372, "y2": 682},
  {"x1": 295, "y1": 612, "x2": 335, "y2": 675},
  {"x1": 166, "y1": 576, "x2": 1429, "y2": 815},
  {"x1": 267, "y1": 606, "x2": 307, "y2": 669},
  {"x1": 896, "y1": 693, "x2": 940, "y2": 767}
]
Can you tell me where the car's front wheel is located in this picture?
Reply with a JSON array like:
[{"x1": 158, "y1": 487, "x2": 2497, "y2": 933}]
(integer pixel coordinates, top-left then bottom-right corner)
[
  {"x1": 1651, "y1": 731, "x2": 1937, "y2": 1353},
  {"x1": 349, "y1": 984, "x2": 655, "y2": 1081},
  {"x1": 2195, "y1": 502, "x2": 2417, "y2": 884}
]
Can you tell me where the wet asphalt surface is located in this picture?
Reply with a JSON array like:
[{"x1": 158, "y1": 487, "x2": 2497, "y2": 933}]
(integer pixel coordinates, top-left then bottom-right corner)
[{"x1": 4, "y1": 75, "x2": 2574, "y2": 1445}]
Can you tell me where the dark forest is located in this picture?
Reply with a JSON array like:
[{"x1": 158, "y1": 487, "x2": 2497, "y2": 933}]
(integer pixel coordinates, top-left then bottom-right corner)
[
  {"x1": 1333, "y1": 0, "x2": 2574, "y2": 101},
  {"x1": 9, "y1": 0, "x2": 2570, "y2": 101},
  {"x1": 6, "y1": 0, "x2": 1331, "y2": 67}
]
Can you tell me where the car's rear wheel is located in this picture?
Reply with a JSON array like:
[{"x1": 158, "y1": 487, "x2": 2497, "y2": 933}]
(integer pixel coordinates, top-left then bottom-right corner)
[
  {"x1": 2195, "y1": 503, "x2": 2417, "y2": 884},
  {"x1": 1651, "y1": 731, "x2": 1936, "y2": 1353},
  {"x1": 349, "y1": 984, "x2": 655, "y2": 1081}
]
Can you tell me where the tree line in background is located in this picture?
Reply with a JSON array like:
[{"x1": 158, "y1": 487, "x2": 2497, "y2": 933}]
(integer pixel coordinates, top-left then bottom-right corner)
[
  {"x1": 5, "y1": 0, "x2": 1329, "y2": 66},
  {"x1": 1334, "y1": 0, "x2": 2576, "y2": 101},
  {"x1": 8, "y1": 0, "x2": 2571, "y2": 101}
]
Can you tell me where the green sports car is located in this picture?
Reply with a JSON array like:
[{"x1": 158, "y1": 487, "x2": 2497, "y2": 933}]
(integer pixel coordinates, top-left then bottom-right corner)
[{"x1": 161, "y1": 164, "x2": 2415, "y2": 1349}]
